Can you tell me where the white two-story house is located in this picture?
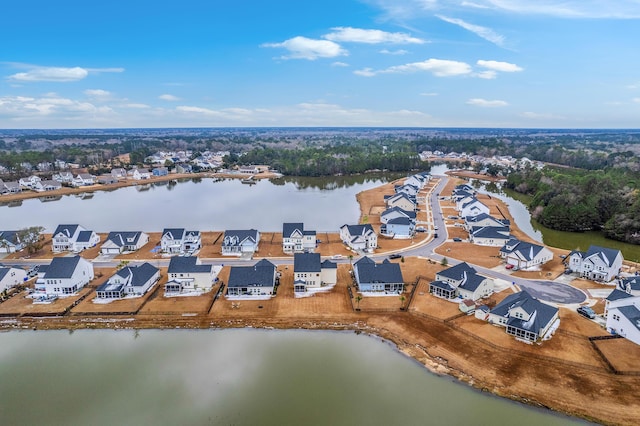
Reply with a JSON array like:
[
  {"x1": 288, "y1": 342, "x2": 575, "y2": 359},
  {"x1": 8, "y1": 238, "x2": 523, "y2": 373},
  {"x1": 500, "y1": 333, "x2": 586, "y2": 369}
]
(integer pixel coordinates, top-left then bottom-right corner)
[
  {"x1": 282, "y1": 223, "x2": 316, "y2": 254},
  {"x1": 339, "y1": 224, "x2": 377, "y2": 253},
  {"x1": 35, "y1": 256, "x2": 94, "y2": 297},
  {"x1": 51, "y1": 224, "x2": 100, "y2": 253},
  {"x1": 221, "y1": 229, "x2": 260, "y2": 256},
  {"x1": 568, "y1": 245, "x2": 624, "y2": 282}
]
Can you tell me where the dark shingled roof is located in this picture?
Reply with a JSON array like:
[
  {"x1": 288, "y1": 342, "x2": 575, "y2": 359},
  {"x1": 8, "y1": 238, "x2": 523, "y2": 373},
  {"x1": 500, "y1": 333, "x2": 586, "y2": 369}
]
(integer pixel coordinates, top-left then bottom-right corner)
[
  {"x1": 437, "y1": 262, "x2": 476, "y2": 281},
  {"x1": 227, "y1": 259, "x2": 276, "y2": 289},
  {"x1": 294, "y1": 253, "x2": 321, "y2": 273},
  {"x1": 53, "y1": 224, "x2": 80, "y2": 238},
  {"x1": 105, "y1": 231, "x2": 144, "y2": 248},
  {"x1": 168, "y1": 256, "x2": 212, "y2": 274},
  {"x1": 76, "y1": 230, "x2": 95, "y2": 243},
  {"x1": 606, "y1": 289, "x2": 634, "y2": 302},
  {"x1": 491, "y1": 290, "x2": 558, "y2": 336},
  {"x1": 342, "y1": 224, "x2": 375, "y2": 237},
  {"x1": 113, "y1": 262, "x2": 159, "y2": 288},
  {"x1": 355, "y1": 256, "x2": 403, "y2": 284},
  {"x1": 283, "y1": 223, "x2": 304, "y2": 238},
  {"x1": 223, "y1": 229, "x2": 259, "y2": 243},
  {"x1": 44, "y1": 256, "x2": 83, "y2": 279},
  {"x1": 618, "y1": 305, "x2": 640, "y2": 331},
  {"x1": 321, "y1": 260, "x2": 337, "y2": 269},
  {"x1": 162, "y1": 228, "x2": 185, "y2": 239}
]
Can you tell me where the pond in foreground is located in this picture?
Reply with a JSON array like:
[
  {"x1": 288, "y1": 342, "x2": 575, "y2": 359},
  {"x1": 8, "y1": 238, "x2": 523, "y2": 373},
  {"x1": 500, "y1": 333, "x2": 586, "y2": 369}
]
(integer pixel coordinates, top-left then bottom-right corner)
[{"x1": 0, "y1": 329, "x2": 587, "y2": 426}]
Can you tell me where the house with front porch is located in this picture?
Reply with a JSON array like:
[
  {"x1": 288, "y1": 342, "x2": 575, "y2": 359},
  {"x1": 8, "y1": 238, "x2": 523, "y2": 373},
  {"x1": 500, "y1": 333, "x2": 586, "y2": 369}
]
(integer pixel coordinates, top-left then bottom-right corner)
[
  {"x1": 499, "y1": 238, "x2": 553, "y2": 269},
  {"x1": 429, "y1": 262, "x2": 494, "y2": 301},
  {"x1": 52, "y1": 171, "x2": 74, "y2": 184},
  {"x1": 101, "y1": 231, "x2": 149, "y2": 255},
  {"x1": 19, "y1": 175, "x2": 41, "y2": 189},
  {"x1": 282, "y1": 223, "x2": 316, "y2": 254},
  {"x1": 96, "y1": 262, "x2": 160, "y2": 299},
  {"x1": 381, "y1": 217, "x2": 414, "y2": 239},
  {"x1": 0, "y1": 266, "x2": 27, "y2": 292},
  {"x1": 0, "y1": 230, "x2": 25, "y2": 253},
  {"x1": 605, "y1": 296, "x2": 640, "y2": 346},
  {"x1": 380, "y1": 207, "x2": 416, "y2": 225},
  {"x1": 129, "y1": 168, "x2": 151, "y2": 180},
  {"x1": 52, "y1": 224, "x2": 100, "y2": 253},
  {"x1": 469, "y1": 226, "x2": 511, "y2": 246},
  {"x1": 293, "y1": 253, "x2": 337, "y2": 293},
  {"x1": 2, "y1": 181, "x2": 22, "y2": 194},
  {"x1": 35, "y1": 256, "x2": 94, "y2": 297},
  {"x1": 165, "y1": 256, "x2": 214, "y2": 294},
  {"x1": 340, "y1": 224, "x2": 377, "y2": 253},
  {"x1": 226, "y1": 259, "x2": 277, "y2": 297},
  {"x1": 485, "y1": 290, "x2": 559, "y2": 342},
  {"x1": 221, "y1": 229, "x2": 260, "y2": 256},
  {"x1": 568, "y1": 245, "x2": 624, "y2": 282},
  {"x1": 353, "y1": 256, "x2": 404, "y2": 294},
  {"x1": 160, "y1": 228, "x2": 201, "y2": 254}
]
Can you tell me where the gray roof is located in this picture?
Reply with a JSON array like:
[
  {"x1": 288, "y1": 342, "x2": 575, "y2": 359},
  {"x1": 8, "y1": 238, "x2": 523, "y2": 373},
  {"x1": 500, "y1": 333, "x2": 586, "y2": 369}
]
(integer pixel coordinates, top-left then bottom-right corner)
[
  {"x1": 586, "y1": 245, "x2": 622, "y2": 267},
  {"x1": 44, "y1": 256, "x2": 83, "y2": 279},
  {"x1": 381, "y1": 206, "x2": 416, "y2": 220},
  {"x1": 430, "y1": 280, "x2": 455, "y2": 292},
  {"x1": 618, "y1": 276, "x2": 640, "y2": 292},
  {"x1": 114, "y1": 262, "x2": 158, "y2": 288},
  {"x1": 162, "y1": 228, "x2": 185, "y2": 240},
  {"x1": 617, "y1": 305, "x2": 640, "y2": 331},
  {"x1": 387, "y1": 217, "x2": 413, "y2": 226},
  {"x1": 227, "y1": 259, "x2": 276, "y2": 289},
  {"x1": 168, "y1": 256, "x2": 211, "y2": 274},
  {"x1": 223, "y1": 229, "x2": 259, "y2": 244},
  {"x1": 0, "y1": 268, "x2": 9, "y2": 281},
  {"x1": 53, "y1": 224, "x2": 80, "y2": 238},
  {"x1": 76, "y1": 230, "x2": 95, "y2": 243},
  {"x1": 0, "y1": 231, "x2": 20, "y2": 246},
  {"x1": 294, "y1": 253, "x2": 321, "y2": 273},
  {"x1": 283, "y1": 223, "x2": 304, "y2": 238},
  {"x1": 491, "y1": 290, "x2": 558, "y2": 335},
  {"x1": 321, "y1": 260, "x2": 337, "y2": 269},
  {"x1": 342, "y1": 224, "x2": 375, "y2": 237},
  {"x1": 355, "y1": 256, "x2": 403, "y2": 284},
  {"x1": 471, "y1": 226, "x2": 510, "y2": 239},
  {"x1": 500, "y1": 238, "x2": 546, "y2": 261},
  {"x1": 437, "y1": 262, "x2": 477, "y2": 281},
  {"x1": 606, "y1": 289, "x2": 634, "y2": 302},
  {"x1": 105, "y1": 231, "x2": 144, "y2": 248}
]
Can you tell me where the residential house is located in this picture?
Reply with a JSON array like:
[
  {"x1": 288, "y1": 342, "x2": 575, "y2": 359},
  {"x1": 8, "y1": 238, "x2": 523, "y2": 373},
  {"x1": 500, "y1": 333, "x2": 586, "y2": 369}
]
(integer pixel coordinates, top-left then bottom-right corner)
[
  {"x1": 606, "y1": 296, "x2": 640, "y2": 346},
  {"x1": 226, "y1": 259, "x2": 277, "y2": 297},
  {"x1": 51, "y1": 224, "x2": 100, "y2": 253},
  {"x1": 221, "y1": 229, "x2": 260, "y2": 256},
  {"x1": 485, "y1": 290, "x2": 559, "y2": 342},
  {"x1": 282, "y1": 223, "x2": 317, "y2": 254},
  {"x1": 175, "y1": 163, "x2": 193, "y2": 174},
  {"x1": 469, "y1": 226, "x2": 511, "y2": 246},
  {"x1": 111, "y1": 168, "x2": 127, "y2": 179},
  {"x1": 96, "y1": 263, "x2": 160, "y2": 299},
  {"x1": 0, "y1": 266, "x2": 27, "y2": 292},
  {"x1": 165, "y1": 256, "x2": 214, "y2": 294},
  {"x1": 499, "y1": 238, "x2": 553, "y2": 269},
  {"x1": 101, "y1": 231, "x2": 149, "y2": 255},
  {"x1": 458, "y1": 197, "x2": 490, "y2": 218},
  {"x1": 2, "y1": 181, "x2": 22, "y2": 194},
  {"x1": 152, "y1": 167, "x2": 169, "y2": 177},
  {"x1": 385, "y1": 193, "x2": 416, "y2": 212},
  {"x1": 130, "y1": 168, "x2": 151, "y2": 180},
  {"x1": 160, "y1": 228, "x2": 201, "y2": 254},
  {"x1": 605, "y1": 289, "x2": 634, "y2": 317},
  {"x1": 429, "y1": 262, "x2": 494, "y2": 301},
  {"x1": 353, "y1": 257, "x2": 404, "y2": 294},
  {"x1": 339, "y1": 224, "x2": 377, "y2": 253},
  {"x1": 464, "y1": 213, "x2": 510, "y2": 231},
  {"x1": 36, "y1": 256, "x2": 94, "y2": 296},
  {"x1": 34, "y1": 180, "x2": 62, "y2": 192},
  {"x1": 394, "y1": 183, "x2": 419, "y2": 198},
  {"x1": 97, "y1": 175, "x2": 118, "y2": 184},
  {"x1": 52, "y1": 171, "x2": 74, "y2": 184},
  {"x1": 0, "y1": 231, "x2": 24, "y2": 253},
  {"x1": 293, "y1": 253, "x2": 337, "y2": 293},
  {"x1": 381, "y1": 216, "x2": 414, "y2": 239},
  {"x1": 72, "y1": 173, "x2": 96, "y2": 187},
  {"x1": 19, "y1": 175, "x2": 41, "y2": 189},
  {"x1": 568, "y1": 245, "x2": 623, "y2": 282},
  {"x1": 617, "y1": 276, "x2": 640, "y2": 296},
  {"x1": 404, "y1": 173, "x2": 430, "y2": 189},
  {"x1": 380, "y1": 207, "x2": 416, "y2": 225},
  {"x1": 238, "y1": 165, "x2": 260, "y2": 174}
]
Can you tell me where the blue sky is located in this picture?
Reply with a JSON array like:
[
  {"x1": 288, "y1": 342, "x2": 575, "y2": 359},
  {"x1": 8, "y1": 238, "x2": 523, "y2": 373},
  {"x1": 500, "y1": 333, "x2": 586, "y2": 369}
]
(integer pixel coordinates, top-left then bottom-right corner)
[{"x1": 1, "y1": 0, "x2": 640, "y2": 129}]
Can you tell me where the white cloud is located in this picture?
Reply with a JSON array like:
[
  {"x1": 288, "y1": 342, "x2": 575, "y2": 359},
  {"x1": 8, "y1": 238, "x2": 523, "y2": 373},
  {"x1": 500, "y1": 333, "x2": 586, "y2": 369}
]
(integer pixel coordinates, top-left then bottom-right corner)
[
  {"x1": 476, "y1": 70, "x2": 497, "y2": 79},
  {"x1": 262, "y1": 36, "x2": 347, "y2": 60},
  {"x1": 5, "y1": 65, "x2": 123, "y2": 82},
  {"x1": 436, "y1": 15, "x2": 505, "y2": 46},
  {"x1": 633, "y1": 98, "x2": 640, "y2": 103},
  {"x1": 366, "y1": 0, "x2": 640, "y2": 19},
  {"x1": 323, "y1": 27, "x2": 425, "y2": 44},
  {"x1": 356, "y1": 58, "x2": 472, "y2": 77},
  {"x1": 420, "y1": 92, "x2": 438, "y2": 96},
  {"x1": 467, "y1": 98, "x2": 508, "y2": 107},
  {"x1": 122, "y1": 103, "x2": 150, "y2": 109},
  {"x1": 380, "y1": 49, "x2": 409, "y2": 55},
  {"x1": 0, "y1": 94, "x2": 113, "y2": 121},
  {"x1": 84, "y1": 89, "x2": 112, "y2": 100},
  {"x1": 331, "y1": 61, "x2": 350, "y2": 67},
  {"x1": 159, "y1": 94, "x2": 181, "y2": 101},
  {"x1": 477, "y1": 60, "x2": 523, "y2": 72},
  {"x1": 520, "y1": 111, "x2": 566, "y2": 120}
]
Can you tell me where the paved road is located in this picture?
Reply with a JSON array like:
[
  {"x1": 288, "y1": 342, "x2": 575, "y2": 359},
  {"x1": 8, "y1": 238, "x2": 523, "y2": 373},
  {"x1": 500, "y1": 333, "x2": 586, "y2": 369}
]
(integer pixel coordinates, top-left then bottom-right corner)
[{"x1": 5, "y1": 174, "x2": 587, "y2": 304}]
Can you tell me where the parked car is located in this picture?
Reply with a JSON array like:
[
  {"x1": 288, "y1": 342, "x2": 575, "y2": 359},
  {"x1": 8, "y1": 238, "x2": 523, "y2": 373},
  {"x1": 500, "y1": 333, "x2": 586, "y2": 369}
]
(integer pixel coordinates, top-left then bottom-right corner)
[
  {"x1": 452, "y1": 238, "x2": 462, "y2": 242},
  {"x1": 388, "y1": 254, "x2": 402, "y2": 260},
  {"x1": 331, "y1": 254, "x2": 344, "y2": 260},
  {"x1": 505, "y1": 264, "x2": 514, "y2": 270},
  {"x1": 577, "y1": 306, "x2": 596, "y2": 319},
  {"x1": 415, "y1": 226, "x2": 427, "y2": 232},
  {"x1": 433, "y1": 233, "x2": 438, "y2": 238},
  {"x1": 27, "y1": 265, "x2": 39, "y2": 278}
]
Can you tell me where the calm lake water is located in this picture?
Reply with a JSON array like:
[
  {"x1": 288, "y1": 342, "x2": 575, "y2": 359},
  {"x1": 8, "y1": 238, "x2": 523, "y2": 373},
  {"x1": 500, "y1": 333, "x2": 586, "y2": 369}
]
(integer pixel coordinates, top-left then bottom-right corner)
[
  {"x1": 0, "y1": 329, "x2": 586, "y2": 426},
  {"x1": 0, "y1": 174, "x2": 402, "y2": 233}
]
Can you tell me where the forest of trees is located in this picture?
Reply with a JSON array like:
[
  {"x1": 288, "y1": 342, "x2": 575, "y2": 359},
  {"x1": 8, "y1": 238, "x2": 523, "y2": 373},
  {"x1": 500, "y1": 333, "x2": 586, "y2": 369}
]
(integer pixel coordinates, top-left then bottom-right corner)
[{"x1": 505, "y1": 165, "x2": 640, "y2": 244}]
